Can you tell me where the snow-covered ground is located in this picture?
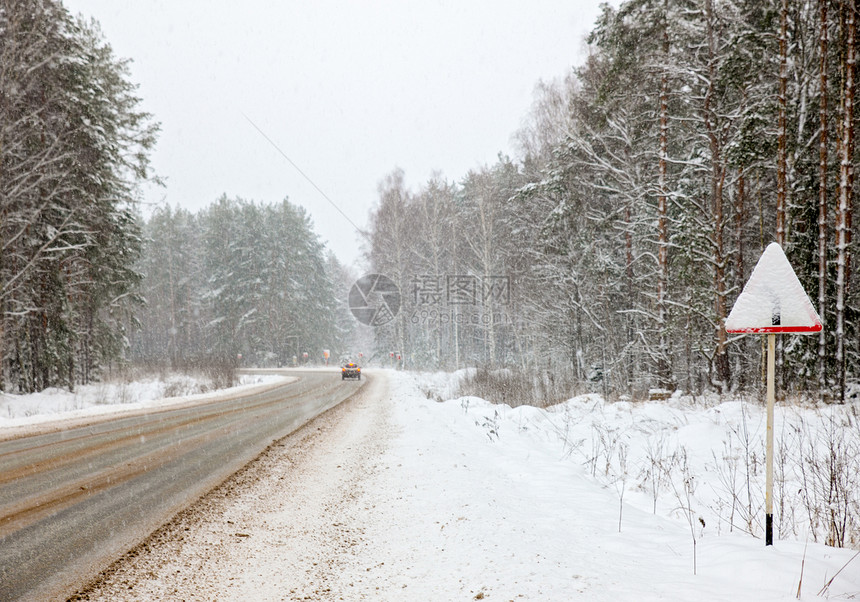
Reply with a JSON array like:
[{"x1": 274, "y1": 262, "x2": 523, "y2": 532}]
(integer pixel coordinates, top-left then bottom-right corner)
[
  {"x1": 345, "y1": 371, "x2": 860, "y2": 600},
  {"x1": 5, "y1": 370, "x2": 860, "y2": 600}
]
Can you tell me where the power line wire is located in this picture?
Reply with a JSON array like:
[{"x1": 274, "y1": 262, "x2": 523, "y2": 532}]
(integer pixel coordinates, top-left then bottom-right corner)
[{"x1": 241, "y1": 112, "x2": 368, "y2": 237}]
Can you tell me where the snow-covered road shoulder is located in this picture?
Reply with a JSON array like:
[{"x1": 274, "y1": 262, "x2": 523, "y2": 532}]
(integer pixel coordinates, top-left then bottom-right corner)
[{"x1": 337, "y1": 372, "x2": 860, "y2": 600}]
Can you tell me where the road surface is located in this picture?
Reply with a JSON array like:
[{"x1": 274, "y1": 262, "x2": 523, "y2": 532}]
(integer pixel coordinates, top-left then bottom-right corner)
[
  {"x1": 0, "y1": 370, "x2": 363, "y2": 601},
  {"x1": 73, "y1": 368, "x2": 392, "y2": 601}
]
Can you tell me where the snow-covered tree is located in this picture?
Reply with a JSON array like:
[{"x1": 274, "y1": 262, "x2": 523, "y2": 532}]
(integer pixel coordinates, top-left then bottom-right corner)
[{"x1": 0, "y1": 0, "x2": 157, "y2": 391}]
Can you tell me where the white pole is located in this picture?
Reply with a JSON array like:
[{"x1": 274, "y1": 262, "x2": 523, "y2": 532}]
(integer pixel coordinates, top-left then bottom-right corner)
[{"x1": 765, "y1": 333, "x2": 775, "y2": 546}]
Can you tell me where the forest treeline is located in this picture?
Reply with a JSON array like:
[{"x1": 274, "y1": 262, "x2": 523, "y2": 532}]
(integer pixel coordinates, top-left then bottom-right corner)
[
  {"x1": 1, "y1": 1, "x2": 348, "y2": 392},
  {"x1": 133, "y1": 198, "x2": 349, "y2": 373},
  {"x1": 366, "y1": 0, "x2": 860, "y2": 402},
  {"x1": 5, "y1": 0, "x2": 860, "y2": 401},
  {"x1": 1, "y1": 1, "x2": 158, "y2": 392}
]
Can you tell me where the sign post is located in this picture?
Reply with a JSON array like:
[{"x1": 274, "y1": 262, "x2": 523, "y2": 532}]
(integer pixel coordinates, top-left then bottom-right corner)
[
  {"x1": 725, "y1": 242, "x2": 822, "y2": 546},
  {"x1": 765, "y1": 332, "x2": 775, "y2": 545}
]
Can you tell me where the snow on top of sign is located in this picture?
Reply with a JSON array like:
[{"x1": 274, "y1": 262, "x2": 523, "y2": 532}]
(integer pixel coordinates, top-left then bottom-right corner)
[{"x1": 725, "y1": 242, "x2": 821, "y2": 333}]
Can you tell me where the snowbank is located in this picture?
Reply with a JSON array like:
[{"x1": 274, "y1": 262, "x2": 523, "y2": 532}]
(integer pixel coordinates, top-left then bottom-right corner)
[{"x1": 376, "y1": 371, "x2": 860, "y2": 600}]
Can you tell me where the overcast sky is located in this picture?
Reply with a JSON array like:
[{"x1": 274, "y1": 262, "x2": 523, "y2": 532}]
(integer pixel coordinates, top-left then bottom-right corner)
[{"x1": 62, "y1": 0, "x2": 611, "y2": 267}]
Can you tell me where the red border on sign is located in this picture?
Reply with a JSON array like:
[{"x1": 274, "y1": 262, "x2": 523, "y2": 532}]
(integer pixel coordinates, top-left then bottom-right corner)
[{"x1": 726, "y1": 324, "x2": 822, "y2": 334}]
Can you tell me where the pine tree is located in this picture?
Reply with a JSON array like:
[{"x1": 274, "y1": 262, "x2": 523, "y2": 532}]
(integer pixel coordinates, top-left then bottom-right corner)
[{"x1": 0, "y1": 0, "x2": 157, "y2": 391}]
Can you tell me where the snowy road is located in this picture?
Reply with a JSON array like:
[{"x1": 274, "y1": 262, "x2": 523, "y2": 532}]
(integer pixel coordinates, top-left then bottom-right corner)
[
  {"x1": 71, "y1": 369, "x2": 393, "y2": 600},
  {"x1": 0, "y1": 371, "x2": 362, "y2": 601},
  {"x1": 70, "y1": 370, "x2": 860, "y2": 601}
]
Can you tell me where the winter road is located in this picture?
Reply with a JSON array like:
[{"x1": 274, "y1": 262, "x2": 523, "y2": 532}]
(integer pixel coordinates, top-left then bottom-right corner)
[{"x1": 0, "y1": 370, "x2": 364, "y2": 601}]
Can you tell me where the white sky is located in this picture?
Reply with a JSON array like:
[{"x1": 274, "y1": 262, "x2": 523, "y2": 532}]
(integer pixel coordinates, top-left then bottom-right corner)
[{"x1": 61, "y1": 1, "x2": 610, "y2": 267}]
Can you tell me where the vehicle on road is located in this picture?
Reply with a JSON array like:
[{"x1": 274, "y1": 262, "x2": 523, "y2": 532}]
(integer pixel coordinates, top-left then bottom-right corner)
[{"x1": 341, "y1": 361, "x2": 361, "y2": 380}]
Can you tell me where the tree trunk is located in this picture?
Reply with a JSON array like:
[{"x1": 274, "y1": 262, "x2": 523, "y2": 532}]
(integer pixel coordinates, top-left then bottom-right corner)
[
  {"x1": 705, "y1": 0, "x2": 730, "y2": 391},
  {"x1": 835, "y1": 0, "x2": 855, "y2": 403},
  {"x1": 625, "y1": 201, "x2": 635, "y2": 395},
  {"x1": 734, "y1": 170, "x2": 746, "y2": 390},
  {"x1": 818, "y1": 0, "x2": 829, "y2": 400},
  {"x1": 657, "y1": 2, "x2": 672, "y2": 390},
  {"x1": 777, "y1": 0, "x2": 788, "y2": 246}
]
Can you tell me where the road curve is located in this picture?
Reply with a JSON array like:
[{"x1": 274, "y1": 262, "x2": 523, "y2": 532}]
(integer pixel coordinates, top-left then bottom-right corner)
[{"x1": 0, "y1": 370, "x2": 364, "y2": 601}]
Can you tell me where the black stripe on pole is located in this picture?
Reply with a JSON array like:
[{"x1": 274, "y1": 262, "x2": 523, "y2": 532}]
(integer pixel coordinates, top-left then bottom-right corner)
[{"x1": 766, "y1": 513, "x2": 773, "y2": 546}]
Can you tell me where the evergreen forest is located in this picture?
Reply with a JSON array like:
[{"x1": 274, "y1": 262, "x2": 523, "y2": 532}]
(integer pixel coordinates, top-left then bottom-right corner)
[{"x1": 3, "y1": 0, "x2": 860, "y2": 404}]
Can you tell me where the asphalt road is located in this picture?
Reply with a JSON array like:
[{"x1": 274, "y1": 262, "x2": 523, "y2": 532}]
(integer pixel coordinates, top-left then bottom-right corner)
[{"x1": 0, "y1": 370, "x2": 364, "y2": 601}]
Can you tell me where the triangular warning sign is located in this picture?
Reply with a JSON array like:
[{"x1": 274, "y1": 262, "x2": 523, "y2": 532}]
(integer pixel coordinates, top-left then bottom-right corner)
[{"x1": 726, "y1": 242, "x2": 822, "y2": 334}]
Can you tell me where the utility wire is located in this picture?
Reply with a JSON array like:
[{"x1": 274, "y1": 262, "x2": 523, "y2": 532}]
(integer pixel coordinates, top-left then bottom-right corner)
[{"x1": 241, "y1": 112, "x2": 368, "y2": 237}]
